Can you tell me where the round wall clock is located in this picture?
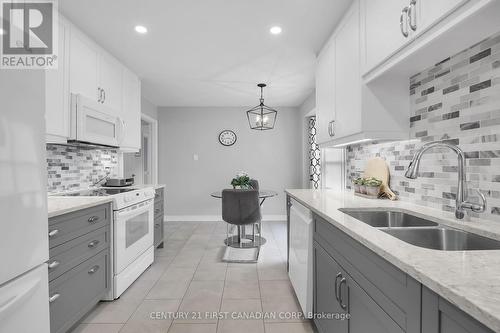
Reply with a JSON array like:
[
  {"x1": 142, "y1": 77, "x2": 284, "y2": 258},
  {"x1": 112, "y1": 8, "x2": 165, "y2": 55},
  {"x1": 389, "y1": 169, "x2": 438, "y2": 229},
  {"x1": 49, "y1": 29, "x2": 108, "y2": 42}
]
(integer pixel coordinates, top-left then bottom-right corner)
[{"x1": 218, "y1": 130, "x2": 237, "y2": 146}]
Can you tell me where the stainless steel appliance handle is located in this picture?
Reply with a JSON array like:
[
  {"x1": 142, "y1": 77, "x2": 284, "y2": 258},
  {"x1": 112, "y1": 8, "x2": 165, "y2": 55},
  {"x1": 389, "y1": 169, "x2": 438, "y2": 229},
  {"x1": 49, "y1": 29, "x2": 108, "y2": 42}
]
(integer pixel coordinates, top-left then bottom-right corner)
[{"x1": 48, "y1": 229, "x2": 59, "y2": 238}]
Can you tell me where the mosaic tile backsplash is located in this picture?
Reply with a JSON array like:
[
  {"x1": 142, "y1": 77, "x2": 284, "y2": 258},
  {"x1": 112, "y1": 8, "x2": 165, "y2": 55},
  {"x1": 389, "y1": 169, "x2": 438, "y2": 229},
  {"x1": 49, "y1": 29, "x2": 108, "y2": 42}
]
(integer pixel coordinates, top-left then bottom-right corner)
[
  {"x1": 346, "y1": 31, "x2": 500, "y2": 222},
  {"x1": 47, "y1": 144, "x2": 119, "y2": 193}
]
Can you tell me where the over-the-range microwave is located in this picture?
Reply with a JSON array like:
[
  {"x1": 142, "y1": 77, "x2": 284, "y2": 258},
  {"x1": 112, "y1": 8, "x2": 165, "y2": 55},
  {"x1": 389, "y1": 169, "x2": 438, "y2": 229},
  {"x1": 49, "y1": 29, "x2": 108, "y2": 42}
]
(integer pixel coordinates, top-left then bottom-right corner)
[{"x1": 70, "y1": 93, "x2": 123, "y2": 148}]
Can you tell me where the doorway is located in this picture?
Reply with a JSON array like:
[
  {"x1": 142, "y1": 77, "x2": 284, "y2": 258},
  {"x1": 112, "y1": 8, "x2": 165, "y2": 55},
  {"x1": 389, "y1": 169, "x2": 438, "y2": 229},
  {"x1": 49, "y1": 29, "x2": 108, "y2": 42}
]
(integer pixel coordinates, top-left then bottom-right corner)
[{"x1": 123, "y1": 114, "x2": 158, "y2": 185}]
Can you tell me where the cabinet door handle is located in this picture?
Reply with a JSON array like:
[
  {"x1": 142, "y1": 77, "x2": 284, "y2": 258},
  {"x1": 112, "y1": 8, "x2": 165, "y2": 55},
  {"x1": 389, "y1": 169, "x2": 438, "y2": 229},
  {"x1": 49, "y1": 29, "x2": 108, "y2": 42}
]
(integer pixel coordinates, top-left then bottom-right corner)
[
  {"x1": 408, "y1": 0, "x2": 417, "y2": 31},
  {"x1": 334, "y1": 272, "x2": 342, "y2": 301},
  {"x1": 97, "y1": 87, "x2": 101, "y2": 102},
  {"x1": 88, "y1": 216, "x2": 100, "y2": 223},
  {"x1": 48, "y1": 229, "x2": 59, "y2": 238},
  {"x1": 400, "y1": 7, "x2": 409, "y2": 38},
  {"x1": 329, "y1": 121, "x2": 335, "y2": 137},
  {"x1": 88, "y1": 265, "x2": 100, "y2": 274},
  {"x1": 88, "y1": 240, "x2": 100, "y2": 248},
  {"x1": 338, "y1": 277, "x2": 347, "y2": 310},
  {"x1": 49, "y1": 293, "x2": 60, "y2": 303},
  {"x1": 102, "y1": 89, "x2": 106, "y2": 103},
  {"x1": 48, "y1": 261, "x2": 60, "y2": 269}
]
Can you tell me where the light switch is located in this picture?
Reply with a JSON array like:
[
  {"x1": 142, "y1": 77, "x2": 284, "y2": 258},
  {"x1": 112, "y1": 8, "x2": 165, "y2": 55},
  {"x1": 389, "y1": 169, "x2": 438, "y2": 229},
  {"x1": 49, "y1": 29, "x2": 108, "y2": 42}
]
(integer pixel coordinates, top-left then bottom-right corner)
[{"x1": 193, "y1": 154, "x2": 199, "y2": 161}]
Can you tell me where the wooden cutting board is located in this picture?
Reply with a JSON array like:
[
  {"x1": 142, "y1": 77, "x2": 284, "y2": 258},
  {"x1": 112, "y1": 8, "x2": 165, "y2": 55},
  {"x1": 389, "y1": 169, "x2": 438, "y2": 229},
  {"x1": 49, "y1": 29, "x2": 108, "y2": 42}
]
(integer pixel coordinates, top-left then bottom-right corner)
[{"x1": 362, "y1": 158, "x2": 397, "y2": 200}]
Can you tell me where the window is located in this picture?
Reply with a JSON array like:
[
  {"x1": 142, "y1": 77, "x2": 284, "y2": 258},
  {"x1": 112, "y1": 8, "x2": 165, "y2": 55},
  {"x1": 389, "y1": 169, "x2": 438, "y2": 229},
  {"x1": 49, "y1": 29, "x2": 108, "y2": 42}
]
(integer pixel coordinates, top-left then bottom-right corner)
[{"x1": 308, "y1": 116, "x2": 321, "y2": 189}]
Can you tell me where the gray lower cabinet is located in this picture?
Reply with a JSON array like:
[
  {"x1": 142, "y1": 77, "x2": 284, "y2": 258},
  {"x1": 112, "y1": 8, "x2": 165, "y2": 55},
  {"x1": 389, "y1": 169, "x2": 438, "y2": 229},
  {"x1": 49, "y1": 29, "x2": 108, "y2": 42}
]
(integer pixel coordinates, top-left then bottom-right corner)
[
  {"x1": 308, "y1": 211, "x2": 495, "y2": 333},
  {"x1": 313, "y1": 243, "x2": 348, "y2": 333},
  {"x1": 154, "y1": 187, "x2": 165, "y2": 248},
  {"x1": 48, "y1": 203, "x2": 111, "y2": 333},
  {"x1": 49, "y1": 250, "x2": 109, "y2": 333},
  {"x1": 422, "y1": 287, "x2": 494, "y2": 333}
]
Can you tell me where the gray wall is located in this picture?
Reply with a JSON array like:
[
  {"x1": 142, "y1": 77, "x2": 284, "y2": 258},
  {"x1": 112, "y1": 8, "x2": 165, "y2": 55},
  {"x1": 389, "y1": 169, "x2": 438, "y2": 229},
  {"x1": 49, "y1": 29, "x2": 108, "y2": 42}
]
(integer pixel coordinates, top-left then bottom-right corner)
[
  {"x1": 158, "y1": 106, "x2": 302, "y2": 219},
  {"x1": 141, "y1": 97, "x2": 158, "y2": 120}
]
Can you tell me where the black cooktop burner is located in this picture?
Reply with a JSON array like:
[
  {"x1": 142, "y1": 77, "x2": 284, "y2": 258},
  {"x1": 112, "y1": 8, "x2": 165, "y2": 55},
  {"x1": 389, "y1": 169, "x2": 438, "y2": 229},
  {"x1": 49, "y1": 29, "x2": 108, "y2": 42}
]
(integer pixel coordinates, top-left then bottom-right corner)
[{"x1": 62, "y1": 188, "x2": 135, "y2": 196}]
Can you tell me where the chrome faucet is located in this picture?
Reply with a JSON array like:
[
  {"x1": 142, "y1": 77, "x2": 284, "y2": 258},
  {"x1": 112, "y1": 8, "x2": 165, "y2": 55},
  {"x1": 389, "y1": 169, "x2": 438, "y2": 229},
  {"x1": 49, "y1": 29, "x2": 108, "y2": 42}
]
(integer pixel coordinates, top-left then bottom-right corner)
[{"x1": 405, "y1": 141, "x2": 486, "y2": 219}]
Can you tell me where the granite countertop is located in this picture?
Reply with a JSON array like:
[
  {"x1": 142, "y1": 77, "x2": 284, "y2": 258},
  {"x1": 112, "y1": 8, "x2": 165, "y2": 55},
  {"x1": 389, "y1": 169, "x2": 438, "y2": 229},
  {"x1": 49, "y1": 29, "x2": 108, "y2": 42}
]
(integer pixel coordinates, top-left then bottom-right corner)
[
  {"x1": 285, "y1": 189, "x2": 500, "y2": 332},
  {"x1": 47, "y1": 196, "x2": 114, "y2": 218}
]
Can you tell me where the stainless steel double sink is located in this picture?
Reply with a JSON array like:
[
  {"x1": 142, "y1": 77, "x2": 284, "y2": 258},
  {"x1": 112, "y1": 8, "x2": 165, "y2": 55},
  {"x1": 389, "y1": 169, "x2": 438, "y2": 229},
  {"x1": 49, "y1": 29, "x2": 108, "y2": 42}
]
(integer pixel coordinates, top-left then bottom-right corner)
[{"x1": 339, "y1": 209, "x2": 500, "y2": 251}]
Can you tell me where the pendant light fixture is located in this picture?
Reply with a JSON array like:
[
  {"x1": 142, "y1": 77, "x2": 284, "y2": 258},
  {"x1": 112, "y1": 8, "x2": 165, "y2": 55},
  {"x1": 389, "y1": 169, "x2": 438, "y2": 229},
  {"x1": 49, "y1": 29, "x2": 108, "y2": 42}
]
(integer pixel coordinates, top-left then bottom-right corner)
[{"x1": 246, "y1": 83, "x2": 277, "y2": 130}]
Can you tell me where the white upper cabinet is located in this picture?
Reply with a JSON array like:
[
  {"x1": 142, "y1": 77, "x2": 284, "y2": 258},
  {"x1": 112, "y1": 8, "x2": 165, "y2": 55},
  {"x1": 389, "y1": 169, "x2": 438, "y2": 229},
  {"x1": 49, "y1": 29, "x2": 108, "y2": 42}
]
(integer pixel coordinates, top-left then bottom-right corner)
[
  {"x1": 361, "y1": 0, "x2": 496, "y2": 77},
  {"x1": 416, "y1": 0, "x2": 470, "y2": 34},
  {"x1": 69, "y1": 28, "x2": 100, "y2": 102},
  {"x1": 361, "y1": 0, "x2": 412, "y2": 74},
  {"x1": 47, "y1": 14, "x2": 142, "y2": 149},
  {"x1": 334, "y1": 2, "x2": 361, "y2": 140},
  {"x1": 315, "y1": 39, "x2": 335, "y2": 145},
  {"x1": 46, "y1": 17, "x2": 70, "y2": 143},
  {"x1": 120, "y1": 68, "x2": 141, "y2": 151},
  {"x1": 316, "y1": 0, "x2": 409, "y2": 147},
  {"x1": 70, "y1": 25, "x2": 123, "y2": 115},
  {"x1": 99, "y1": 53, "x2": 123, "y2": 112}
]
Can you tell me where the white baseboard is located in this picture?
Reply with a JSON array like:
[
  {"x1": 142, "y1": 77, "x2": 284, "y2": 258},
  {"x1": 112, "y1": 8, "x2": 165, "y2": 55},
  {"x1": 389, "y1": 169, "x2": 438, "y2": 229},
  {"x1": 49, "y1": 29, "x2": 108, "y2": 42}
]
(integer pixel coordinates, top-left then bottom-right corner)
[{"x1": 165, "y1": 214, "x2": 286, "y2": 222}]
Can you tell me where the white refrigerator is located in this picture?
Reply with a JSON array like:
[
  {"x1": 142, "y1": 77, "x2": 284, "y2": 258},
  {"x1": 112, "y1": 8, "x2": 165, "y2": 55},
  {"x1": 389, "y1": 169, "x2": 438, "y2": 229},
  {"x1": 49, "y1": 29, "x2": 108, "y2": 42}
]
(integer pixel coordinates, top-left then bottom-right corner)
[{"x1": 0, "y1": 70, "x2": 50, "y2": 332}]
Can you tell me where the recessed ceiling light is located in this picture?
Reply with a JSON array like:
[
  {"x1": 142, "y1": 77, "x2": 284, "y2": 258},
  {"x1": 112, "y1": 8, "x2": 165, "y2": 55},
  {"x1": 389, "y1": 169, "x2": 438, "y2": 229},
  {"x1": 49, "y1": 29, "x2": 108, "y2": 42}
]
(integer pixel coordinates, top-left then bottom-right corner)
[
  {"x1": 270, "y1": 26, "x2": 282, "y2": 35},
  {"x1": 134, "y1": 25, "x2": 148, "y2": 34}
]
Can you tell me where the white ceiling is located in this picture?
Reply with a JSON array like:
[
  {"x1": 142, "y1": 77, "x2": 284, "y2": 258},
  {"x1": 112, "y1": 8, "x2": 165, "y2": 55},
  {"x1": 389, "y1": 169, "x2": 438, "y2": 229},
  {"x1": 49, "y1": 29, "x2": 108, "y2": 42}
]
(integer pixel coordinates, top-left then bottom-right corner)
[{"x1": 60, "y1": 0, "x2": 352, "y2": 107}]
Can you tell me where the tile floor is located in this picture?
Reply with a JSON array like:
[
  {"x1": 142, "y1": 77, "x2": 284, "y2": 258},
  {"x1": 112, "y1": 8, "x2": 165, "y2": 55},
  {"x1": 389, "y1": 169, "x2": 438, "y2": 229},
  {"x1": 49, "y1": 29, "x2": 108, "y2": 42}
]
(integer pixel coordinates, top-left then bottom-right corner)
[{"x1": 72, "y1": 221, "x2": 314, "y2": 333}]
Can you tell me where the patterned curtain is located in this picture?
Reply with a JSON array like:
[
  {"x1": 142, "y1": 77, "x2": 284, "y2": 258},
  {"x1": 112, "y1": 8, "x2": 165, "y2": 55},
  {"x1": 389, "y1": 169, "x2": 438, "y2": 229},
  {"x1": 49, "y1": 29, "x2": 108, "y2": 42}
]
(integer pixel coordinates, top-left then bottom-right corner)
[{"x1": 308, "y1": 116, "x2": 321, "y2": 189}]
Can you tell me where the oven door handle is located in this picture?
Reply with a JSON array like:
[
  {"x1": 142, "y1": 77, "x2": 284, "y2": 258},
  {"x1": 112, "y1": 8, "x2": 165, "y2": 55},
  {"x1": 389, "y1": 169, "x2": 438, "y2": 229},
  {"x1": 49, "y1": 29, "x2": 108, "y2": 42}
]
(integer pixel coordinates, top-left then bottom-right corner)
[{"x1": 115, "y1": 200, "x2": 153, "y2": 220}]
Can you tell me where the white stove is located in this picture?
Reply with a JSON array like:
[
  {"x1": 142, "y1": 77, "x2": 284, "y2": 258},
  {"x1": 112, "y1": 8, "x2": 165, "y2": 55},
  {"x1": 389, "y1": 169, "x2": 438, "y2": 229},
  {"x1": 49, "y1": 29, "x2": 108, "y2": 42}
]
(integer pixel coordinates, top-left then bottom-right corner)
[
  {"x1": 60, "y1": 187, "x2": 155, "y2": 210},
  {"x1": 56, "y1": 186, "x2": 156, "y2": 299}
]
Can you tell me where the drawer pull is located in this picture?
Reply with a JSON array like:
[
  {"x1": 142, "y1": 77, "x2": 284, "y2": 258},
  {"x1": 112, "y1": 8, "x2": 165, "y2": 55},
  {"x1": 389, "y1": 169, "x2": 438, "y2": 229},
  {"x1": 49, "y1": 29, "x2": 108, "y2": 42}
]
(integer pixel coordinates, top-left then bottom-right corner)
[
  {"x1": 49, "y1": 294, "x2": 60, "y2": 303},
  {"x1": 48, "y1": 229, "x2": 59, "y2": 238},
  {"x1": 88, "y1": 265, "x2": 100, "y2": 274},
  {"x1": 88, "y1": 216, "x2": 100, "y2": 223},
  {"x1": 48, "y1": 261, "x2": 60, "y2": 269},
  {"x1": 155, "y1": 223, "x2": 161, "y2": 227},
  {"x1": 88, "y1": 240, "x2": 100, "y2": 248},
  {"x1": 155, "y1": 209, "x2": 160, "y2": 214}
]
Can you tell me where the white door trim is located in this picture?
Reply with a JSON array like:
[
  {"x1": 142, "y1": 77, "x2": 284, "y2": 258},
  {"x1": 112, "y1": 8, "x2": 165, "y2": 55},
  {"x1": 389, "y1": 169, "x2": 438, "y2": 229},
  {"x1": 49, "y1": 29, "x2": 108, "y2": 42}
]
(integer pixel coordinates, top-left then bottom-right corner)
[{"x1": 140, "y1": 113, "x2": 158, "y2": 184}]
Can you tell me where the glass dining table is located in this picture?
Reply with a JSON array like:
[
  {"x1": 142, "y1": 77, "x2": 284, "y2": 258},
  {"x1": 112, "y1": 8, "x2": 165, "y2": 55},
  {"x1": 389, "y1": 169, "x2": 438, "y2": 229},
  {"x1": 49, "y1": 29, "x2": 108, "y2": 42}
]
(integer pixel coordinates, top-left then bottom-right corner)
[
  {"x1": 210, "y1": 190, "x2": 278, "y2": 248},
  {"x1": 210, "y1": 190, "x2": 278, "y2": 206}
]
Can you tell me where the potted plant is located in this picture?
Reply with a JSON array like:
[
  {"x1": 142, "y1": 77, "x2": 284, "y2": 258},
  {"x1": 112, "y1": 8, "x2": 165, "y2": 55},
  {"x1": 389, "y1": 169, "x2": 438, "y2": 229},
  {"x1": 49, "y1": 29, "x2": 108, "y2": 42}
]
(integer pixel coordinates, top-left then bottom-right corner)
[
  {"x1": 353, "y1": 177, "x2": 363, "y2": 193},
  {"x1": 231, "y1": 171, "x2": 251, "y2": 189},
  {"x1": 364, "y1": 177, "x2": 382, "y2": 197}
]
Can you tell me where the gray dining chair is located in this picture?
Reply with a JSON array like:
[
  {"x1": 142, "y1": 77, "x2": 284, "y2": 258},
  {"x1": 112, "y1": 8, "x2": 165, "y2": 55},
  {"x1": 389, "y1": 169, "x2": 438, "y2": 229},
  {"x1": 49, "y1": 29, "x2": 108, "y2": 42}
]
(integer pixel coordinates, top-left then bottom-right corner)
[
  {"x1": 222, "y1": 189, "x2": 262, "y2": 262},
  {"x1": 249, "y1": 179, "x2": 259, "y2": 190}
]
